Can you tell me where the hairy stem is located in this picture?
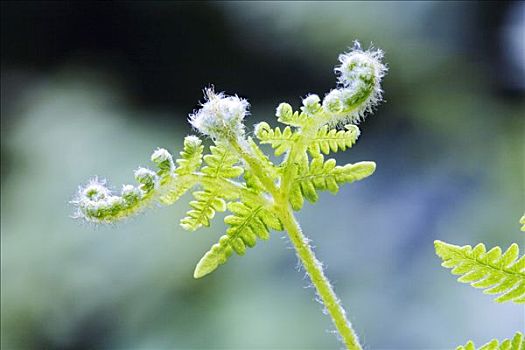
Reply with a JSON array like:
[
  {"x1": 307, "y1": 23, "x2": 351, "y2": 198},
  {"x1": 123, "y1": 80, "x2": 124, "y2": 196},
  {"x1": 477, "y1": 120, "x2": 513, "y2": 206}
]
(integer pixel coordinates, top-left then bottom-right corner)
[
  {"x1": 278, "y1": 206, "x2": 362, "y2": 350},
  {"x1": 226, "y1": 136, "x2": 281, "y2": 199},
  {"x1": 227, "y1": 127, "x2": 362, "y2": 348}
]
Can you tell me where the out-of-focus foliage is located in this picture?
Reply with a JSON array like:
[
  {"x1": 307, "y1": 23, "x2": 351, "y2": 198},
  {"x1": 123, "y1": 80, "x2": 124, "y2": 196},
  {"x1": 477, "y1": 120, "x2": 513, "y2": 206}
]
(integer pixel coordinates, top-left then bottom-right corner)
[{"x1": 1, "y1": 1, "x2": 524, "y2": 349}]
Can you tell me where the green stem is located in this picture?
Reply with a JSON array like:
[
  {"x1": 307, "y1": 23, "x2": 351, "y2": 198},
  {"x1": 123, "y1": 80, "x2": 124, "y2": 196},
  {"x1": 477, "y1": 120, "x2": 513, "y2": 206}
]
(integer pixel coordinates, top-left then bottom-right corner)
[
  {"x1": 226, "y1": 131, "x2": 362, "y2": 349},
  {"x1": 278, "y1": 206, "x2": 363, "y2": 350},
  {"x1": 226, "y1": 136, "x2": 280, "y2": 199}
]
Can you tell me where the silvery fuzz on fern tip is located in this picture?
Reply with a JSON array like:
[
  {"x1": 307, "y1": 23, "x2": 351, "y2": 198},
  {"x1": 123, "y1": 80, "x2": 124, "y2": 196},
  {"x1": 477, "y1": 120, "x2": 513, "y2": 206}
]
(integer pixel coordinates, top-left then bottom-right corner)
[{"x1": 189, "y1": 87, "x2": 250, "y2": 140}]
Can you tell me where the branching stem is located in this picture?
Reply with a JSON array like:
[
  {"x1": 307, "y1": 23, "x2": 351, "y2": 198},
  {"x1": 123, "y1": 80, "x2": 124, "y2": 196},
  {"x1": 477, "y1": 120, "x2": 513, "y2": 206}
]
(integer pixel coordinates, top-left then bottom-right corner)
[{"x1": 229, "y1": 130, "x2": 363, "y2": 349}]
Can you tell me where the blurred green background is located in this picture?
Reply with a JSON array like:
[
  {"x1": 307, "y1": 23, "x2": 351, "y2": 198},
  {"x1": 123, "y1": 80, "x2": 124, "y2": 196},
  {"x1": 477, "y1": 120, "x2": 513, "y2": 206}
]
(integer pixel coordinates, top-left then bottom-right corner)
[{"x1": 1, "y1": 1, "x2": 524, "y2": 349}]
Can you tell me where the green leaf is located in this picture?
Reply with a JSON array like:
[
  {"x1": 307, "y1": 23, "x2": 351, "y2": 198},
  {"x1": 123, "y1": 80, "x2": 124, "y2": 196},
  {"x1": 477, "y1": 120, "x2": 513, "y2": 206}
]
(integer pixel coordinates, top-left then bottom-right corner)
[
  {"x1": 158, "y1": 136, "x2": 205, "y2": 205},
  {"x1": 307, "y1": 124, "x2": 360, "y2": 157},
  {"x1": 277, "y1": 109, "x2": 309, "y2": 127},
  {"x1": 290, "y1": 155, "x2": 376, "y2": 210},
  {"x1": 180, "y1": 190, "x2": 227, "y2": 230},
  {"x1": 435, "y1": 241, "x2": 525, "y2": 304},
  {"x1": 201, "y1": 143, "x2": 244, "y2": 179},
  {"x1": 456, "y1": 332, "x2": 524, "y2": 350},
  {"x1": 255, "y1": 122, "x2": 296, "y2": 156},
  {"x1": 175, "y1": 135, "x2": 204, "y2": 175},
  {"x1": 194, "y1": 201, "x2": 282, "y2": 278},
  {"x1": 180, "y1": 143, "x2": 243, "y2": 231}
]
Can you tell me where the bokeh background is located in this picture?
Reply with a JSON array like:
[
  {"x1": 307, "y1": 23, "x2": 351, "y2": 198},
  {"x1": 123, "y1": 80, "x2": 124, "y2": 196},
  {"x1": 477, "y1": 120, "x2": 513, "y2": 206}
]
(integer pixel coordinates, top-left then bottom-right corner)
[{"x1": 1, "y1": 1, "x2": 524, "y2": 349}]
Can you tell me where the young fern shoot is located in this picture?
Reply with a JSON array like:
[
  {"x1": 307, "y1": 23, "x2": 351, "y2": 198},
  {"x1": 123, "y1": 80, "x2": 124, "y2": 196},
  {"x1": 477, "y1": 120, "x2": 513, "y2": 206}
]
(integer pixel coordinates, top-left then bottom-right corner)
[{"x1": 72, "y1": 42, "x2": 387, "y2": 349}]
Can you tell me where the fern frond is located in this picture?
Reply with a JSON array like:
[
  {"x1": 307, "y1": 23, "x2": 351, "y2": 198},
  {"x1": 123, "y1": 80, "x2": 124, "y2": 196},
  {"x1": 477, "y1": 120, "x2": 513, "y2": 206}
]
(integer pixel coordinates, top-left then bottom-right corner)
[
  {"x1": 175, "y1": 135, "x2": 204, "y2": 175},
  {"x1": 194, "y1": 201, "x2": 283, "y2": 278},
  {"x1": 456, "y1": 332, "x2": 524, "y2": 350},
  {"x1": 180, "y1": 189, "x2": 227, "y2": 230},
  {"x1": 307, "y1": 125, "x2": 360, "y2": 157},
  {"x1": 289, "y1": 155, "x2": 376, "y2": 210},
  {"x1": 276, "y1": 105, "x2": 309, "y2": 127},
  {"x1": 435, "y1": 241, "x2": 525, "y2": 304},
  {"x1": 201, "y1": 143, "x2": 244, "y2": 179},
  {"x1": 180, "y1": 143, "x2": 243, "y2": 231},
  {"x1": 73, "y1": 45, "x2": 388, "y2": 349},
  {"x1": 158, "y1": 136, "x2": 204, "y2": 205},
  {"x1": 255, "y1": 122, "x2": 296, "y2": 156}
]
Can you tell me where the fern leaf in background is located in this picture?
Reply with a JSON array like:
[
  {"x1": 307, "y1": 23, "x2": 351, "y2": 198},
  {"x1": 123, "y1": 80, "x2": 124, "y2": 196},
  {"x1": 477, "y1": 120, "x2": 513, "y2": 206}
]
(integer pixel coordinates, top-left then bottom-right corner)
[
  {"x1": 456, "y1": 332, "x2": 525, "y2": 350},
  {"x1": 435, "y1": 241, "x2": 525, "y2": 303},
  {"x1": 436, "y1": 215, "x2": 524, "y2": 349}
]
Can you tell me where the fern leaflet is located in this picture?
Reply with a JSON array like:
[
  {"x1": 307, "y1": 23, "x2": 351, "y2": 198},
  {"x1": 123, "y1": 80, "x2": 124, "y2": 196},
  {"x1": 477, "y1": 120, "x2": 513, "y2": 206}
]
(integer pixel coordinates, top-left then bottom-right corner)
[
  {"x1": 255, "y1": 122, "x2": 296, "y2": 156},
  {"x1": 435, "y1": 241, "x2": 525, "y2": 304},
  {"x1": 308, "y1": 125, "x2": 360, "y2": 157},
  {"x1": 289, "y1": 155, "x2": 376, "y2": 210},
  {"x1": 180, "y1": 143, "x2": 243, "y2": 231},
  {"x1": 175, "y1": 135, "x2": 204, "y2": 175},
  {"x1": 456, "y1": 332, "x2": 524, "y2": 350},
  {"x1": 277, "y1": 108, "x2": 309, "y2": 127},
  {"x1": 158, "y1": 136, "x2": 203, "y2": 205},
  {"x1": 194, "y1": 201, "x2": 283, "y2": 278}
]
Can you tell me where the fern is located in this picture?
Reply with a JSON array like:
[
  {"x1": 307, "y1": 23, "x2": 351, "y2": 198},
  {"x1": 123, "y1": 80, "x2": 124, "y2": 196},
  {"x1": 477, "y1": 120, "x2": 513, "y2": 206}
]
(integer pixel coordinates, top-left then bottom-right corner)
[
  {"x1": 435, "y1": 241, "x2": 525, "y2": 303},
  {"x1": 180, "y1": 190, "x2": 226, "y2": 230},
  {"x1": 275, "y1": 103, "x2": 309, "y2": 127},
  {"x1": 456, "y1": 332, "x2": 524, "y2": 350},
  {"x1": 290, "y1": 155, "x2": 375, "y2": 210},
  {"x1": 180, "y1": 143, "x2": 243, "y2": 231},
  {"x1": 256, "y1": 122, "x2": 360, "y2": 159},
  {"x1": 435, "y1": 214, "x2": 525, "y2": 350},
  {"x1": 308, "y1": 124, "x2": 360, "y2": 156},
  {"x1": 158, "y1": 135, "x2": 204, "y2": 205},
  {"x1": 255, "y1": 122, "x2": 296, "y2": 156},
  {"x1": 201, "y1": 143, "x2": 244, "y2": 179},
  {"x1": 175, "y1": 135, "x2": 204, "y2": 175},
  {"x1": 194, "y1": 201, "x2": 283, "y2": 278},
  {"x1": 73, "y1": 43, "x2": 388, "y2": 349}
]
